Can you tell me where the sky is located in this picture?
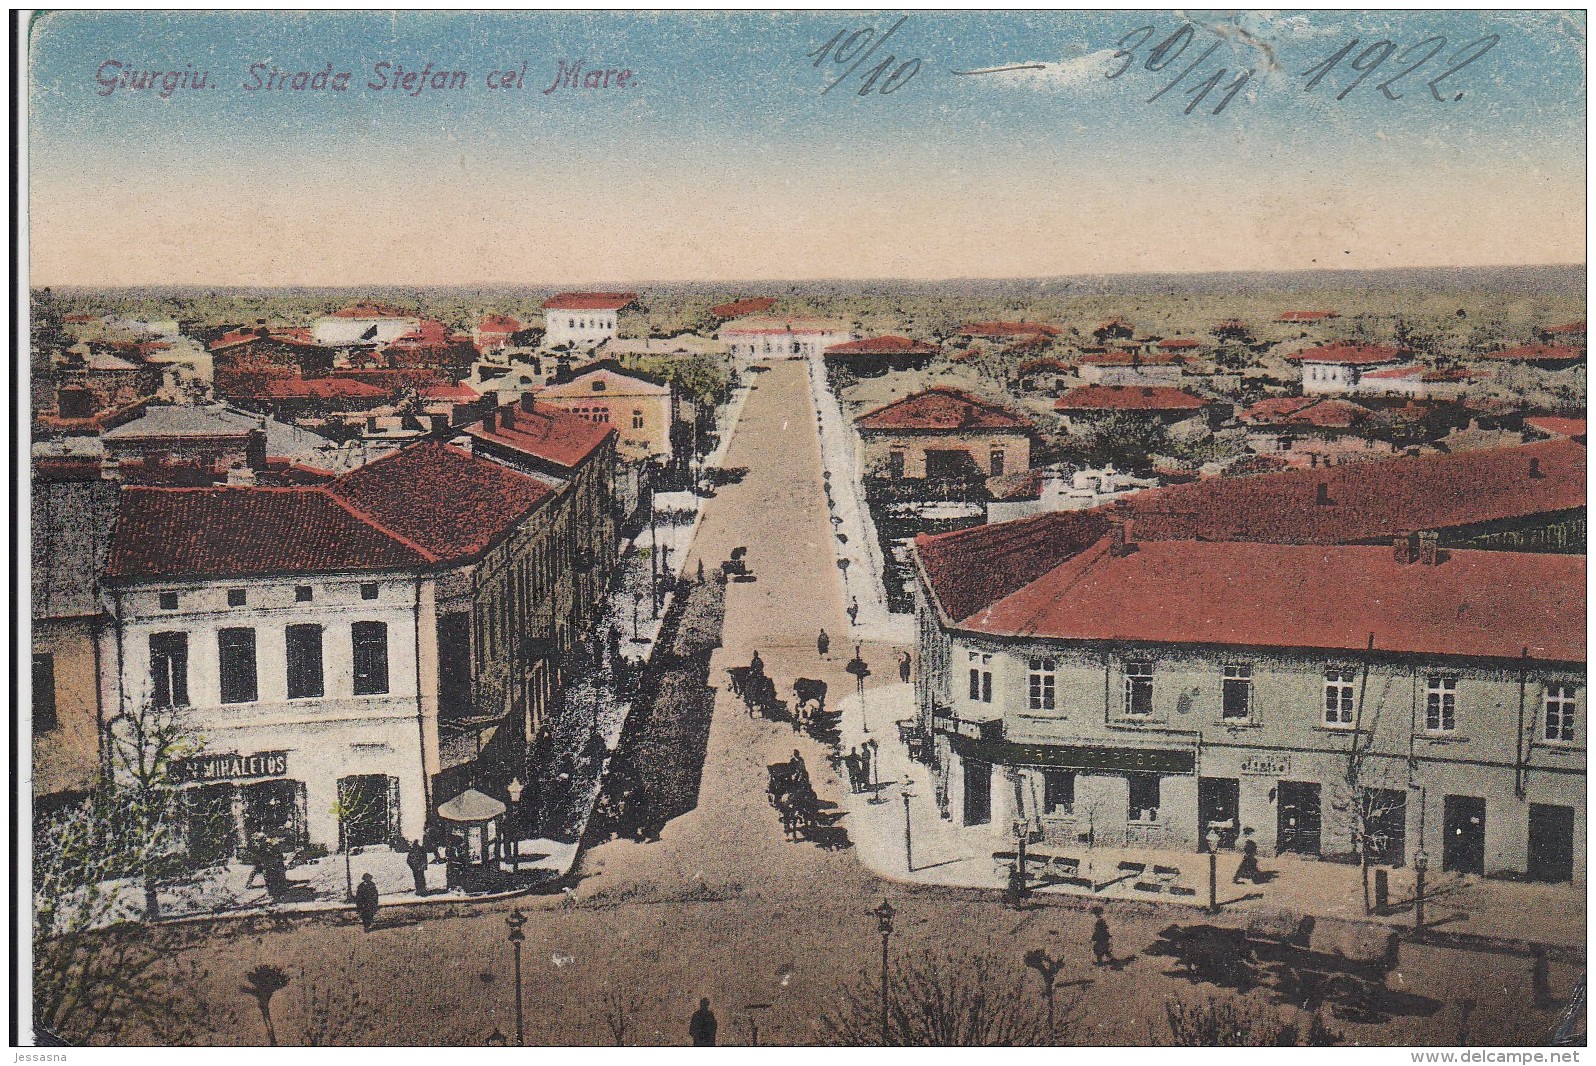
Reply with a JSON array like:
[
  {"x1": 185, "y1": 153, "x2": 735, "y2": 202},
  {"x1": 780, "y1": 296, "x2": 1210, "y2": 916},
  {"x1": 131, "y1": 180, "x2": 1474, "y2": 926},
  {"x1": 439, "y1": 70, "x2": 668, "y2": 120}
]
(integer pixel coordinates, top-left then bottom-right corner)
[{"x1": 26, "y1": 10, "x2": 1588, "y2": 287}]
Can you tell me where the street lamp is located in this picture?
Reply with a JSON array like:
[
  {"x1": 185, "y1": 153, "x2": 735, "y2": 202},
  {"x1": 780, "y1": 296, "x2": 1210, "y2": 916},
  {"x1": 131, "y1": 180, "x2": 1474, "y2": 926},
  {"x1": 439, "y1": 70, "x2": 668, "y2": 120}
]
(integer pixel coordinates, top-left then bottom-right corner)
[
  {"x1": 847, "y1": 646, "x2": 871, "y2": 735},
  {"x1": 872, "y1": 899, "x2": 896, "y2": 1046},
  {"x1": 506, "y1": 779, "x2": 524, "y2": 872},
  {"x1": 902, "y1": 779, "x2": 916, "y2": 873},
  {"x1": 1206, "y1": 828, "x2": 1221, "y2": 914},
  {"x1": 505, "y1": 909, "x2": 527, "y2": 1046},
  {"x1": 1414, "y1": 850, "x2": 1429, "y2": 930}
]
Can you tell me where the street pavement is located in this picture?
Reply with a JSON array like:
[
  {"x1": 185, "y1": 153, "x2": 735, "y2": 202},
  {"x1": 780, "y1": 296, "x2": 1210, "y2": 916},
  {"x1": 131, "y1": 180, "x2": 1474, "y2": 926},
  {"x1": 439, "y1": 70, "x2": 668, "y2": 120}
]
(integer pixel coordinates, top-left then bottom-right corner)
[{"x1": 115, "y1": 359, "x2": 1583, "y2": 1048}]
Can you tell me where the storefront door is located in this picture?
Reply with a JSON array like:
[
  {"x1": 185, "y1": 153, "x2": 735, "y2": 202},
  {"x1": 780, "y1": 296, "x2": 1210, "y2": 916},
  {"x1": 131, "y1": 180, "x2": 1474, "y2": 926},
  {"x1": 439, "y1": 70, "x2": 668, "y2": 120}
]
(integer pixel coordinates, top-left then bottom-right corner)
[
  {"x1": 963, "y1": 758, "x2": 991, "y2": 826},
  {"x1": 1199, "y1": 777, "x2": 1240, "y2": 850},
  {"x1": 338, "y1": 774, "x2": 397, "y2": 850},
  {"x1": 1276, "y1": 781, "x2": 1321, "y2": 856},
  {"x1": 242, "y1": 780, "x2": 307, "y2": 849},
  {"x1": 1528, "y1": 803, "x2": 1575, "y2": 882},
  {"x1": 186, "y1": 783, "x2": 238, "y2": 863},
  {"x1": 1443, "y1": 795, "x2": 1486, "y2": 875}
]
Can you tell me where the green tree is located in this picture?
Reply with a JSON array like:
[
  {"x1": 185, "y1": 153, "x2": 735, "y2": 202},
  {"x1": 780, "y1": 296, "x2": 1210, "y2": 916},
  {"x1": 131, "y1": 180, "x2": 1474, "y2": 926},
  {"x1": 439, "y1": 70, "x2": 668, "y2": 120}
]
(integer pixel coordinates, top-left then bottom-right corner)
[{"x1": 1084, "y1": 413, "x2": 1169, "y2": 475}]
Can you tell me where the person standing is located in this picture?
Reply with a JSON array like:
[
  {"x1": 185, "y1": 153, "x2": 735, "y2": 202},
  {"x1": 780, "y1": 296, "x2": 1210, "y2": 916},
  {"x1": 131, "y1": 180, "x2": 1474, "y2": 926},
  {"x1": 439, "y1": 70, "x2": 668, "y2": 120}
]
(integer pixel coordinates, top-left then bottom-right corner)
[
  {"x1": 1091, "y1": 907, "x2": 1113, "y2": 966},
  {"x1": 817, "y1": 629, "x2": 830, "y2": 658},
  {"x1": 689, "y1": 997, "x2": 718, "y2": 1046},
  {"x1": 846, "y1": 599, "x2": 860, "y2": 626},
  {"x1": 898, "y1": 651, "x2": 912, "y2": 684},
  {"x1": 858, "y1": 741, "x2": 874, "y2": 792},
  {"x1": 749, "y1": 650, "x2": 765, "y2": 679},
  {"x1": 354, "y1": 873, "x2": 380, "y2": 932},
  {"x1": 406, "y1": 839, "x2": 430, "y2": 897},
  {"x1": 844, "y1": 747, "x2": 863, "y2": 793},
  {"x1": 1232, "y1": 830, "x2": 1261, "y2": 885}
]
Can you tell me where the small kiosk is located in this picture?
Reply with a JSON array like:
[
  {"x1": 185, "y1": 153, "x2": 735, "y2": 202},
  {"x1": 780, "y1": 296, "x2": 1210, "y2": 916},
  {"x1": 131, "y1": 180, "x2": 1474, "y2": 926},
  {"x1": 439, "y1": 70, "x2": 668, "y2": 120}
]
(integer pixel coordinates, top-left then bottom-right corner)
[{"x1": 437, "y1": 788, "x2": 507, "y2": 868}]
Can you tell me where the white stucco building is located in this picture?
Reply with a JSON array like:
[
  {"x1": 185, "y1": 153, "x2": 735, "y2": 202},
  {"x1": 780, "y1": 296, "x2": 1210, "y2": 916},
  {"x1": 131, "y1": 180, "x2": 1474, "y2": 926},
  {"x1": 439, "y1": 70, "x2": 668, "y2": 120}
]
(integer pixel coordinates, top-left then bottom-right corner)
[
  {"x1": 312, "y1": 303, "x2": 422, "y2": 348},
  {"x1": 1298, "y1": 344, "x2": 1409, "y2": 395},
  {"x1": 719, "y1": 316, "x2": 854, "y2": 362},
  {"x1": 540, "y1": 292, "x2": 636, "y2": 350}
]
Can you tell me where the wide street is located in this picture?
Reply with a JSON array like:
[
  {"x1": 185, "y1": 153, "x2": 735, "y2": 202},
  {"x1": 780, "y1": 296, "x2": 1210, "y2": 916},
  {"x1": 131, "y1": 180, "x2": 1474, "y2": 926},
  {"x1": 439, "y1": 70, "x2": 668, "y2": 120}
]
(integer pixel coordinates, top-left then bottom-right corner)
[{"x1": 134, "y1": 361, "x2": 1576, "y2": 1047}]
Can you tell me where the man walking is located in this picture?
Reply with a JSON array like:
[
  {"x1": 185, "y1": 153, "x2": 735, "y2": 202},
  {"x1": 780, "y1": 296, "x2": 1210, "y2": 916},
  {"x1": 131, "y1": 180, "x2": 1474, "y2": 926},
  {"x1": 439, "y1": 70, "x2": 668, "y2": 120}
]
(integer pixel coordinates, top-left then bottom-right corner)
[
  {"x1": 817, "y1": 629, "x2": 830, "y2": 658},
  {"x1": 689, "y1": 997, "x2": 718, "y2": 1046},
  {"x1": 846, "y1": 599, "x2": 860, "y2": 626},
  {"x1": 844, "y1": 747, "x2": 863, "y2": 793},
  {"x1": 898, "y1": 651, "x2": 912, "y2": 684},
  {"x1": 1091, "y1": 907, "x2": 1113, "y2": 966},
  {"x1": 354, "y1": 873, "x2": 380, "y2": 932},
  {"x1": 406, "y1": 839, "x2": 430, "y2": 896}
]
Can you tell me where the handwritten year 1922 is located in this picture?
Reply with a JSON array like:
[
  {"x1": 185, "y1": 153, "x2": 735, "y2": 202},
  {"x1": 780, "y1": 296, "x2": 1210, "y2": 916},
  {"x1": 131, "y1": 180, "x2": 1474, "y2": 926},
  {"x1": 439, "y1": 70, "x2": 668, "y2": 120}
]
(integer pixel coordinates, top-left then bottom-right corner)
[{"x1": 1109, "y1": 23, "x2": 1500, "y2": 116}]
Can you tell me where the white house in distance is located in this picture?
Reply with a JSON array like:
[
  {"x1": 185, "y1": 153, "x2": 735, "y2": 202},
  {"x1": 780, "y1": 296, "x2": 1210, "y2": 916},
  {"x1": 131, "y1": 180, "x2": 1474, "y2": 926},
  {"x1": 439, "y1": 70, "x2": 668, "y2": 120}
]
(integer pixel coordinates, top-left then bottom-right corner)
[
  {"x1": 541, "y1": 292, "x2": 637, "y2": 350},
  {"x1": 1297, "y1": 344, "x2": 1409, "y2": 395},
  {"x1": 101, "y1": 487, "x2": 438, "y2": 854},
  {"x1": 312, "y1": 303, "x2": 422, "y2": 348},
  {"x1": 718, "y1": 315, "x2": 854, "y2": 362}
]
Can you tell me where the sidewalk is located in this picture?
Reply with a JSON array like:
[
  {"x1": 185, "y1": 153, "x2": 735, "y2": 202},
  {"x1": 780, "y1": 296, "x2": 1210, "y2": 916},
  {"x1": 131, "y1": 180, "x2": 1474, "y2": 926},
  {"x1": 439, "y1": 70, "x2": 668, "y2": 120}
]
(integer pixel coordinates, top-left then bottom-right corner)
[
  {"x1": 804, "y1": 355, "x2": 913, "y2": 646},
  {"x1": 835, "y1": 684, "x2": 1587, "y2": 954}
]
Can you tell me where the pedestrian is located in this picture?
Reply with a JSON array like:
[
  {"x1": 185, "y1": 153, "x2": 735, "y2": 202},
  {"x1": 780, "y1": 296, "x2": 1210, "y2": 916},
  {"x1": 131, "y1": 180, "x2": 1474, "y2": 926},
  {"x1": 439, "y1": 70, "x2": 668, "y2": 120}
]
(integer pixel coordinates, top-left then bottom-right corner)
[
  {"x1": 858, "y1": 742, "x2": 874, "y2": 792},
  {"x1": 898, "y1": 651, "x2": 912, "y2": 685},
  {"x1": 354, "y1": 873, "x2": 380, "y2": 931},
  {"x1": 1091, "y1": 907, "x2": 1113, "y2": 966},
  {"x1": 261, "y1": 841, "x2": 289, "y2": 900},
  {"x1": 689, "y1": 997, "x2": 718, "y2": 1046},
  {"x1": 846, "y1": 599, "x2": 860, "y2": 626},
  {"x1": 844, "y1": 747, "x2": 863, "y2": 793},
  {"x1": 749, "y1": 649, "x2": 765, "y2": 679},
  {"x1": 406, "y1": 839, "x2": 430, "y2": 896},
  {"x1": 817, "y1": 628, "x2": 830, "y2": 658},
  {"x1": 1232, "y1": 829, "x2": 1261, "y2": 885}
]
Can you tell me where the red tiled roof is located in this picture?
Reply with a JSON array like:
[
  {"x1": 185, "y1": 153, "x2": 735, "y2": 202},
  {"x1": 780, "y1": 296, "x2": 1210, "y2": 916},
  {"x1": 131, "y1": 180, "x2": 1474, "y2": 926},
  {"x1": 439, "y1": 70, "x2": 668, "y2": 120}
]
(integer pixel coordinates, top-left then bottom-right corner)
[
  {"x1": 855, "y1": 387, "x2": 1033, "y2": 432},
  {"x1": 961, "y1": 538, "x2": 1584, "y2": 663},
  {"x1": 541, "y1": 291, "x2": 637, "y2": 311},
  {"x1": 1478, "y1": 344, "x2": 1585, "y2": 364},
  {"x1": 328, "y1": 441, "x2": 554, "y2": 561},
  {"x1": 914, "y1": 509, "x2": 1111, "y2": 625},
  {"x1": 210, "y1": 327, "x2": 268, "y2": 352},
  {"x1": 1119, "y1": 439, "x2": 1586, "y2": 543},
  {"x1": 1525, "y1": 416, "x2": 1587, "y2": 439},
  {"x1": 329, "y1": 302, "x2": 414, "y2": 319},
  {"x1": 478, "y1": 314, "x2": 523, "y2": 334},
  {"x1": 823, "y1": 335, "x2": 939, "y2": 356},
  {"x1": 391, "y1": 320, "x2": 452, "y2": 346},
  {"x1": 1077, "y1": 351, "x2": 1181, "y2": 366},
  {"x1": 1017, "y1": 356, "x2": 1071, "y2": 374},
  {"x1": 104, "y1": 486, "x2": 430, "y2": 580},
  {"x1": 465, "y1": 401, "x2": 615, "y2": 471},
  {"x1": 419, "y1": 381, "x2": 481, "y2": 402},
  {"x1": 1543, "y1": 321, "x2": 1586, "y2": 334},
  {"x1": 1293, "y1": 344, "x2": 1406, "y2": 366},
  {"x1": 1054, "y1": 386, "x2": 1206, "y2": 413},
  {"x1": 1238, "y1": 397, "x2": 1371, "y2": 429},
  {"x1": 1277, "y1": 310, "x2": 1339, "y2": 322},
  {"x1": 233, "y1": 378, "x2": 390, "y2": 402},
  {"x1": 1157, "y1": 338, "x2": 1202, "y2": 350},
  {"x1": 957, "y1": 321, "x2": 1061, "y2": 339},
  {"x1": 710, "y1": 297, "x2": 777, "y2": 318}
]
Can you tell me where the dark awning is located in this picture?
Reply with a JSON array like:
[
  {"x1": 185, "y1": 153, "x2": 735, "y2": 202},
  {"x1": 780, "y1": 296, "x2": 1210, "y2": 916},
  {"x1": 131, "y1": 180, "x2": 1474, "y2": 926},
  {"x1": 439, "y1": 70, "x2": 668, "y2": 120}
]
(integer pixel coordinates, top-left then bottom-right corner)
[{"x1": 950, "y1": 734, "x2": 1195, "y2": 775}]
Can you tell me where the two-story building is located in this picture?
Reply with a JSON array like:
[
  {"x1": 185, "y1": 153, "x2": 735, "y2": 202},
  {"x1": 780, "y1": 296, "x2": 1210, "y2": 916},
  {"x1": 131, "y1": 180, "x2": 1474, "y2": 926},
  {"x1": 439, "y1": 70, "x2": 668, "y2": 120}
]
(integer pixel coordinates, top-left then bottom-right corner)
[
  {"x1": 1297, "y1": 344, "x2": 1410, "y2": 395},
  {"x1": 533, "y1": 359, "x2": 675, "y2": 463},
  {"x1": 912, "y1": 516, "x2": 1586, "y2": 882},
  {"x1": 541, "y1": 292, "x2": 637, "y2": 351},
  {"x1": 855, "y1": 387, "x2": 1034, "y2": 482}
]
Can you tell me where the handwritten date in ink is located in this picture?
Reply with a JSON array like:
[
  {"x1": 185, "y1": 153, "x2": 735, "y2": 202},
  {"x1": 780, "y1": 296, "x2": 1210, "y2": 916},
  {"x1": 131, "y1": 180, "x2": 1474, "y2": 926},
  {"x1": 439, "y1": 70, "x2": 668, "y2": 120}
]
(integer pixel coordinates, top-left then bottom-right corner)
[
  {"x1": 807, "y1": 16, "x2": 922, "y2": 97},
  {"x1": 1299, "y1": 34, "x2": 1498, "y2": 102},
  {"x1": 1109, "y1": 25, "x2": 1253, "y2": 116}
]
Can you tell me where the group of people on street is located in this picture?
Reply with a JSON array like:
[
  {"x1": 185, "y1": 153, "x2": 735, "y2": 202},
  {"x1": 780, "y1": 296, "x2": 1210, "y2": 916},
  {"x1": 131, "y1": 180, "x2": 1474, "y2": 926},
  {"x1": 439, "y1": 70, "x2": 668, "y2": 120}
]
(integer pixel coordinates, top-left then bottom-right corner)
[{"x1": 841, "y1": 741, "x2": 879, "y2": 794}]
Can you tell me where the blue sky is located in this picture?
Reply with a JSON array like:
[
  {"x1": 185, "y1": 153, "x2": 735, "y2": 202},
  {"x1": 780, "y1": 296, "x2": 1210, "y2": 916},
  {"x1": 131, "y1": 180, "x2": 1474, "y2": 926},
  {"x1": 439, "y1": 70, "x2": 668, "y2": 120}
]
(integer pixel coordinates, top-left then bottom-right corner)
[{"x1": 27, "y1": 10, "x2": 1587, "y2": 285}]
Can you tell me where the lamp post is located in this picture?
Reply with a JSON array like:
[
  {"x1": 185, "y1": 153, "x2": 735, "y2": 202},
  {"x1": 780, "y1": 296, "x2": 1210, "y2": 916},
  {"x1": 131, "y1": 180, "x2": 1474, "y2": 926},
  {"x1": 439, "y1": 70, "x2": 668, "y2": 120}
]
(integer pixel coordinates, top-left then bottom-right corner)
[
  {"x1": 847, "y1": 646, "x2": 871, "y2": 735},
  {"x1": 505, "y1": 908, "x2": 527, "y2": 1046},
  {"x1": 1206, "y1": 829, "x2": 1221, "y2": 914},
  {"x1": 872, "y1": 899, "x2": 896, "y2": 1046},
  {"x1": 1414, "y1": 850, "x2": 1429, "y2": 930},
  {"x1": 902, "y1": 779, "x2": 915, "y2": 873},
  {"x1": 506, "y1": 778, "x2": 524, "y2": 872}
]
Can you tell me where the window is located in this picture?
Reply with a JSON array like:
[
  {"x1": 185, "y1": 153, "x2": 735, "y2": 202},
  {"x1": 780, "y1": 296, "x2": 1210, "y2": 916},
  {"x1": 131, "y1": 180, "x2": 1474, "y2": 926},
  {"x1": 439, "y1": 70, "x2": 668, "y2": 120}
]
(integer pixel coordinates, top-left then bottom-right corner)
[
  {"x1": 1124, "y1": 662, "x2": 1153, "y2": 717},
  {"x1": 1324, "y1": 670, "x2": 1356, "y2": 726},
  {"x1": 33, "y1": 653, "x2": 57, "y2": 733},
  {"x1": 352, "y1": 621, "x2": 390, "y2": 696},
  {"x1": 285, "y1": 624, "x2": 324, "y2": 700},
  {"x1": 888, "y1": 451, "x2": 906, "y2": 479},
  {"x1": 295, "y1": 585, "x2": 313, "y2": 603},
  {"x1": 218, "y1": 627, "x2": 258, "y2": 704},
  {"x1": 1128, "y1": 773, "x2": 1161, "y2": 821},
  {"x1": 1221, "y1": 664, "x2": 1253, "y2": 720},
  {"x1": 159, "y1": 591, "x2": 179, "y2": 610},
  {"x1": 227, "y1": 588, "x2": 246, "y2": 607},
  {"x1": 990, "y1": 449, "x2": 1006, "y2": 477},
  {"x1": 150, "y1": 632, "x2": 189, "y2": 708},
  {"x1": 1545, "y1": 685, "x2": 1577, "y2": 742},
  {"x1": 1425, "y1": 676, "x2": 1457, "y2": 732},
  {"x1": 967, "y1": 652, "x2": 992, "y2": 704},
  {"x1": 360, "y1": 582, "x2": 379, "y2": 601},
  {"x1": 1043, "y1": 770, "x2": 1074, "y2": 814},
  {"x1": 1028, "y1": 658, "x2": 1056, "y2": 711},
  {"x1": 632, "y1": 408, "x2": 645, "y2": 430}
]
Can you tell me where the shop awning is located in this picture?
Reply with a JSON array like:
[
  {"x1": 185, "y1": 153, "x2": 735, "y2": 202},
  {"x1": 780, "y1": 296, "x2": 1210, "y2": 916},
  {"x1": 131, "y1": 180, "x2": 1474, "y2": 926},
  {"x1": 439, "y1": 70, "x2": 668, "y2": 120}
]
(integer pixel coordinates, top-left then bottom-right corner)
[
  {"x1": 437, "y1": 788, "x2": 507, "y2": 823},
  {"x1": 950, "y1": 734, "x2": 1195, "y2": 775}
]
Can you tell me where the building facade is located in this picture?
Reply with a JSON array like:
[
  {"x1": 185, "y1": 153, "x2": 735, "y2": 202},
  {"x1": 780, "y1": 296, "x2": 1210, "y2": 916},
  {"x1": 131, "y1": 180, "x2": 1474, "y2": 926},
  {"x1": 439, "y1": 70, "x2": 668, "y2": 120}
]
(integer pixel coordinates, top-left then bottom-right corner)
[
  {"x1": 534, "y1": 360, "x2": 675, "y2": 463},
  {"x1": 855, "y1": 387, "x2": 1034, "y2": 482},
  {"x1": 312, "y1": 303, "x2": 421, "y2": 348},
  {"x1": 541, "y1": 292, "x2": 636, "y2": 350},
  {"x1": 719, "y1": 316, "x2": 854, "y2": 362}
]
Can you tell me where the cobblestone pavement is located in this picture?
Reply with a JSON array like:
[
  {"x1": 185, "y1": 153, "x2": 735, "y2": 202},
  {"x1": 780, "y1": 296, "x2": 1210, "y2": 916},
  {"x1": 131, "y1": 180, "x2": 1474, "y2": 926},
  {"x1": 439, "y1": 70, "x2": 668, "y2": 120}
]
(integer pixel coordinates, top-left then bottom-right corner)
[{"x1": 111, "y1": 360, "x2": 1583, "y2": 1048}]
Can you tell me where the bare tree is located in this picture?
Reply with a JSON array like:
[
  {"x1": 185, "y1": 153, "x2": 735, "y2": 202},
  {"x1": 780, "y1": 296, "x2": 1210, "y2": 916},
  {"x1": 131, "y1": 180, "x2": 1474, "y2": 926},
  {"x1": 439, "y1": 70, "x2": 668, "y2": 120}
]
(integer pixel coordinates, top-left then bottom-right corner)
[{"x1": 600, "y1": 986, "x2": 643, "y2": 1046}]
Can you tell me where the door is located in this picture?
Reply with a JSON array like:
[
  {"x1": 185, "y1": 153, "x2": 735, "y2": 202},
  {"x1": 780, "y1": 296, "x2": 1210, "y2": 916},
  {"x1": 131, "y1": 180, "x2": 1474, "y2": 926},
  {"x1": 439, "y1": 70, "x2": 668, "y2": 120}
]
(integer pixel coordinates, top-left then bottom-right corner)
[
  {"x1": 338, "y1": 774, "x2": 396, "y2": 850},
  {"x1": 1276, "y1": 781, "x2": 1321, "y2": 856},
  {"x1": 243, "y1": 780, "x2": 307, "y2": 850},
  {"x1": 1443, "y1": 795, "x2": 1486, "y2": 875},
  {"x1": 1528, "y1": 803, "x2": 1575, "y2": 882},
  {"x1": 887, "y1": 451, "x2": 906, "y2": 479},
  {"x1": 1199, "y1": 777, "x2": 1241, "y2": 850},
  {"x1": 963, "y1": 758, "x2": 992, "y2": 826}
]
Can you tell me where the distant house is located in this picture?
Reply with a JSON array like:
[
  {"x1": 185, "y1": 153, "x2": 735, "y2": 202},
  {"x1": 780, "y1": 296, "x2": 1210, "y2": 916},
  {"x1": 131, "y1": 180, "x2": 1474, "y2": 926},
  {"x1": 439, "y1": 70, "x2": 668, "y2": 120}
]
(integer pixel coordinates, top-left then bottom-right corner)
[
  {"x1": 709, "y1": 297, "x2": 777, "y2": 320},
  {"x1": 855, "y1": 387, "x2": 1033, "y2": 481},
  {"x1": 1235, "y1": 396, "x2": 1392, "y2": 469},
  {"x1": 312, "y1": 303, "x2": 421, "y2": 348},
  {"x1": 1356, "y1": 364, "x2": 1479, "y2": 402},
  {"x1": 220, "y1": 373, "x2": 394, "y2": 420},
  {"x1": 100, "y1": 403, "x2": 349, "y2": 483},
  {"x1": 1053, "y1": 385, "x2": 1208, "y2": 433},
  {"x1": 1524, "y1": 416, "x2": 1587, "y2": 443},
  {"x1": 1295, "y1": 344, "x2": 1409, "y2": 395},
  {"x1": 1478, "y1": 344, "x2": 1586, "y2": 371},
  {"x1": 1075, "y1": 350, "x2": 1184, "y2": 387},
  {"x1": 822, "y1": 335, "x2": 939, "y2": 375},
  {"x1": 534, "y1": 359, "x2": 675, "y2": 463},
  {"x1": 541, "y1": 292, "x2": 637, "y2": 350},
  {"x1": 1092, "y1": 318, "x2": 1134, "y2": 343},
  {"x1": 719, "y1": 316, "x2": 853, "y2": 361},
  {"x1": 1157, "y1": 338, "x2": 1203, "y2": 355},
  {"x1": 474, "y1": 314, "x2": 524, "y2": 355},
  {"x1": 1276, "y1": 310, "x2": 1339, "y2": 324}
]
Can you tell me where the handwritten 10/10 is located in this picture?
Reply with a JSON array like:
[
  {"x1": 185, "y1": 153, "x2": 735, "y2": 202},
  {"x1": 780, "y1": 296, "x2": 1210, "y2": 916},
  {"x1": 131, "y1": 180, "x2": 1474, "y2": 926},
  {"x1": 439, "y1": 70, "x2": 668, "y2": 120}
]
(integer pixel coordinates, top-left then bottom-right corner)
[{"x1": 1111, "y1": 24, "x2": 1501, "y2": 116}]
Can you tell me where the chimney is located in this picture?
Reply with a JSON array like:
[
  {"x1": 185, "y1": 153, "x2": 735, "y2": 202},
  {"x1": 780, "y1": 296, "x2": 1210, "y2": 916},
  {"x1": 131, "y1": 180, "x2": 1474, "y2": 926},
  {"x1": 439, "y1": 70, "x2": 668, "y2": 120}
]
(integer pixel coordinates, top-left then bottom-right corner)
[
  {"x1": 484, "y1": 409, "x2": 498, "y2": 432},
  {"x1": 1315, "y1": 482, "x2": 1331, "y2": 506},
  {"x1": 1417, "y1": 530, "x2": 1441, "y2": 566},
  {"x1": 1106, "y1": 518, "x2": 1136, "y2": 557},
  {"x1": 521, "y1": 392, "x2": 536, "y2": 414},
  {"x1": 502, "y1": 403, "x2": 517, "y2": 429},
  {"x1": 1529, "y1": 456, "x2": 1543, "y2": 478},
  {"x1": 1392, "y1": 531, "x2": 1419, "y2": 565}
]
